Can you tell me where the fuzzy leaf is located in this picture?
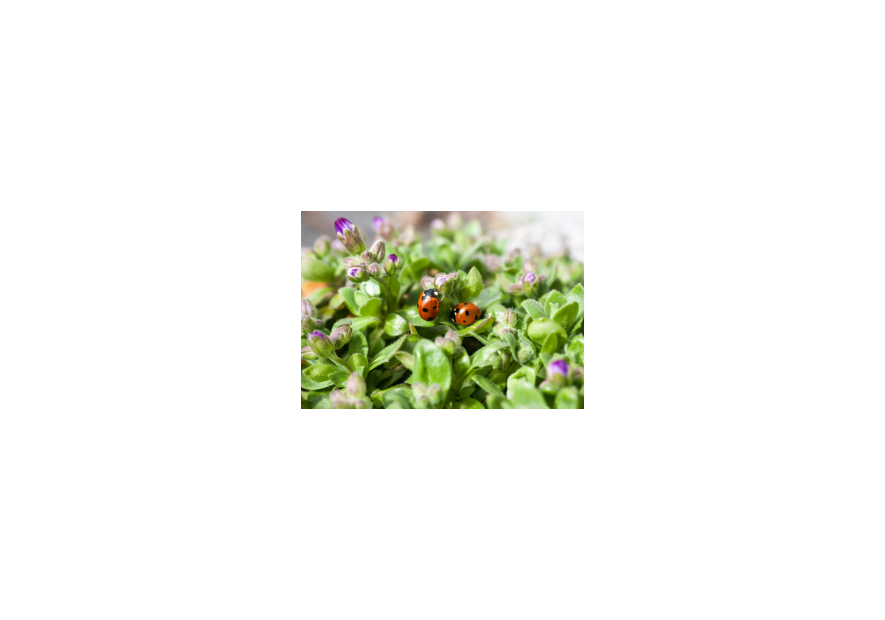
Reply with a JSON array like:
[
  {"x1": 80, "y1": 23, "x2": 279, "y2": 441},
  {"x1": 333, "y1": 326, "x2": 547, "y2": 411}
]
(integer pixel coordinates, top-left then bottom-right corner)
[
  {"x1": 552, "y1": 301, "x2": 579, "y2": 331},
  {"x1": 347, "y1": 330, "x2": 369, "y2": 359},
  {"x1": 461, "y1": 266, "x2": 484, "y2": 300},
  {"x1": 452, "y1": 350, "x2": 470, "y2": 378},
  {"x1": 455, "y1": 315, "x2": 495, "y2": 337},
  {"x1": 369, "y1": 334, "x2": 410, "y2": 371},
  {"x1": 454, "y1": 397, "x2": 485, "y2": 409},
  {"x1": 566, "y1": 283, "x2": 585, "y2": 326},
  {"x1": 554, "y1": 387, "x2": 580, "y2": 409},
  {"x1": 338, "y1": 287, "x2": 361, "y2": 315},
  {"x1": 302, "y1": 364, "x2": 337, "y2": 389},
  {"x1": 393, "y1": 351, "x2": 414, "y2": 370},
  {"x1": 408, "y1": 257, "x2": 430, "y2": 281},
  {"x1": 354, "y1": 291, "x2": 369, "y2": 307},
  {"x1": 508, "y1": 380, "x2": 549, "y2": 409},
  {"x1": 384, "y1": 313, "x2": 409, "y2": 337},
  {"x1": 301, "y1": 257, "x2": 334, "y2": 282},
  {"x1": 544, "y1": 291, "x2": 568, "y2": 318},
  {"x1": 350, "y1": 353, "x2": 368, "y2": 376},
  {"x1": 472, "y1": 287, "x2": 502, "y2": 308},
  {"x1": 472, "y1": 374, "x2": 505, "y2": 397},
  {"x1": 567, "y1": 335, "x2": 584, "y2": 366},
  {"x1": 301, "y1": 369, "x2": 333, "y2": 390},
  {"x1": 521, "y1": 299, "x2": 547, "y2": 319},
  {"x1": 541, "y1": 332, "x2": 559, "y2": 356},
  {"x1": 413, "y1": 340, "x2": 452, "y2": 404},
  {"x1": 329, "y1": 370, "x2": 349, "y2": 388},
  {"x1": 363, "y1": 280, "x2": 381, "y2": 297},
  {"x1": 507, "y1": 367, "x2": 537, "y2": 398},
  {"x1": 359, "y1": 298, "x2": 383, "y2": 317},
  {"x1": 469, "y1": 342, "x2": 509, "y2": 369},
  {"x1": 306, "y1": 286, "x2": 335, "y2": 307},
  {"x1": 349, "y1": 316, "x2": 382, "y2": 332}
]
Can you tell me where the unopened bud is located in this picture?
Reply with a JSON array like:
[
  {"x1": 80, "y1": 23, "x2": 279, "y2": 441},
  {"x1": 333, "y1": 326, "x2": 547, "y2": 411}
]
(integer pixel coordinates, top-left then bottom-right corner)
[
  {"x1": 430, "y1": 219, "x2": 446, "y2": 232},
  {"x1": 307, "y1": 331, "x2": 332, "y2": 358},
  {"x1": 484, "y1": 254, "x2": 503, "y2": 273},
  {"x1": 346, "y1": 372, "x2": 366, "y2": 398},
  {"x1": 523, "y1": 258, "x2": 537, "y2": 274},
  {"x1": 334, "y1": 218, "x2": 366, "y2": 256},
  {"x1": 500, "y1": 308, "x2": 517, "y2": 328},
  {"x1": 343, "y1": 257, "x2": 362, "y2": 268},
  {"x1": 313, "y1": 235, "x2": 331, "y2": 256},
  {"x1": 517, "y1": 344, "x2": 533, "y2": 363},
  {"x1": 369, "y1": 239, "x2": 386, "y2": 262},
  {"x1": 329, "y1": 324, "x2": 352, "y2": 347},
  {"x1": 508, "y1": 283, "x2": 524, "y2": 296},
  {"x1": 330, "y1": 389, "x2": 350, "y2": 408},
  {"x1": 346, "y1": 267, "x2": 370, "y2": 283},
  {"x1": 301, "y1": 346, "x2": 318, "y2": 361},
  {"x1": 372, "y1": 217, "x2": 396, "y2": 241},
  {"x1": 301, "y1": 299, "x2": 317, "y2": 317},
  {"x1": 361, "y1": 250, "x2": 374, "y2": 262},
  {"x1": 426, "y1": 384, "x2": 443, "y2": 405},
  {"x1": 384, "y1": 254, "x2": 401, "y2": 276},
  {"x1": 366, "y1": 262, "x2": 381, "y2": 276},
  {"x1": 547, "y1": 359, "x2": 571, "y2": 388},
  {"x1": 421, "y1": 275, "x2": 435, "y2": 289}
]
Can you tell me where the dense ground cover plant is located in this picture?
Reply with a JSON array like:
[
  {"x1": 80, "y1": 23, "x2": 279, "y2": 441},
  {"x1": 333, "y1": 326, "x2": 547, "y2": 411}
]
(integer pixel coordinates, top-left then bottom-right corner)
[{"x1": 301, "y1": 214, "x2": 584, "y2": 408}]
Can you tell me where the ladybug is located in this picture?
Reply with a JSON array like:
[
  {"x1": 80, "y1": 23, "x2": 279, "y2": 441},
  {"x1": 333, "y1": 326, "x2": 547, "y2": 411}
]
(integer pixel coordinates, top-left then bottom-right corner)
[
  {"x1": 417, "y1": 289, "x2": 440, "y2": 319},
  {"x1": 452, "y1": 302, "x2": 481, "y2": 326}
]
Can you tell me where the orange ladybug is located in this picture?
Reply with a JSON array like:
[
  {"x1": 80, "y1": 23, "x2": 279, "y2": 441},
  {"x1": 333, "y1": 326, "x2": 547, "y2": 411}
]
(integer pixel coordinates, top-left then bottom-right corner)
[
  {"x1": 452, "y1": 302, "x2": 480, "y2": 325},
  {"x1": 417, "y1": 289, "x2": 440, "y2": 319}
]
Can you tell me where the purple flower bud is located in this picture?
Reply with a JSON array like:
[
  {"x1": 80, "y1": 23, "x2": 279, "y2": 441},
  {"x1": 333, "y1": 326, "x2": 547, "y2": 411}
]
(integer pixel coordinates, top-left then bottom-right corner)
[
  {"x1": 434, "y1": 273, "x2": 448, "y2": 289},
  {"x1": 373, "y1": 217, "x2": 396, "y2": 241},
  {"x1": 343, "y1": 257, "x2": 361, "y2": 268},
  {"x1": 507, "y1": 283, "x2": 524, "y2": 295},
  {"x1": 366, "y1": 262, "x2": 380, "y2": 276},
  {"x1": 334, "y1": 218, "x2": 366, "y2": 255},
  {"x1": 360, "y1": 250, "x2": 374, "y2": 262},
  {"x1": 524, "y1": 272, "x2": 536, "y2": 284},
  {"x1": 346, "y1": 267, "x2": 369, "y2": 283},
  {"x1": 384, "y1": 253, "x2": 400, "y2": 276},
  {"x1": 307, "y1": 330, "x2": 332, "y2": 357},
  {"x1": 301, "y1": 299, "x2": 317, "y2": 317},
  {"x1": 547, "y1": 359, "x2": 570, "y2": 387},
  {"x1": 334, "y1": 218, "x2": 355, "y2": 235},
  {"x1": 430, "y1": 219, "x2": 446, "y2": 232},
  {"x1": 420, "y1": 275, "x2": 435, "y2": 289},
  {"x1": 346, "y1": 372, "x2": 366, "y2": 398},
  {"x1": 301, "y1": 346, "x2": 318, "y2": 360}
]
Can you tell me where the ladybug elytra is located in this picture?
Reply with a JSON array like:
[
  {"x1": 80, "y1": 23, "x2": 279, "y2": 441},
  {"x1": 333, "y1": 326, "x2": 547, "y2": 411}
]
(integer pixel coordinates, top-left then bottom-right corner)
[
  {"x1": 417, "y1": 289, "x2": 440, "y2": 319},
  {"x1": 452, "y1": 302, "x2": 480, "y2": 325}
]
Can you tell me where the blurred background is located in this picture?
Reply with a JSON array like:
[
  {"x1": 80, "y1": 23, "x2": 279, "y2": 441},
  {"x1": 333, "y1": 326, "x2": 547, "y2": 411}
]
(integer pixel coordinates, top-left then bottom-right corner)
[{"x1": 302, "y1": 211, "x2": 584, "y2": 262}]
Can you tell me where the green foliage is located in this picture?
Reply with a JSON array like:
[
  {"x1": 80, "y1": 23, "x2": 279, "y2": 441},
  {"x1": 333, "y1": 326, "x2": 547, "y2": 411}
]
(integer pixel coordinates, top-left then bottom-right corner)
[{"x1": 301, "y1": 215, "x2": 584, "y2": 408}]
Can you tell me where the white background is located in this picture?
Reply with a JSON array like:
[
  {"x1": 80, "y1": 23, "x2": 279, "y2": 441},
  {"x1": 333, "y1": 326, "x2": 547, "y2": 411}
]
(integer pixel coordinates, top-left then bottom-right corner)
[{"x1": 2, "y1": 1, "x2": 884, "y2": 618}]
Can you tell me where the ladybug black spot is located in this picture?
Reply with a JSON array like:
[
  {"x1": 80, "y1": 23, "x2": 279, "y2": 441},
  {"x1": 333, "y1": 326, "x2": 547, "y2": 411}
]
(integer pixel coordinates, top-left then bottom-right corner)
[{"x1": 422, "y1": 308, "x2": 428, "y2": 313}]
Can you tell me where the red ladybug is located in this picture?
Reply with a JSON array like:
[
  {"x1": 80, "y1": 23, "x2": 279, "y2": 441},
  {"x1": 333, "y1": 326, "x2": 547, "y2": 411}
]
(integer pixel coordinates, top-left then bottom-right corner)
[
  {"x1": 452, "y1": 302, "x2": 480, "y2": 325},
  {"x1": 417, "y1": 289, "x2": 440, "y2": 319}
]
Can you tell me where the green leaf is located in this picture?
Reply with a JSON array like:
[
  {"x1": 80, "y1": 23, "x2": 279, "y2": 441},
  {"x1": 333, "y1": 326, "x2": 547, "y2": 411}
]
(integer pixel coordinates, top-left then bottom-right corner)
[
  {"x1": 526, "y1": 317, "x2": 568, "y2": 349},
  {"x1": 469, "y1": 342, "x2": 509, "y2": 369},
  {"x1": 508, "y1": 379, "x2": 549, "y2": 409},
  {"x1": 371, "y1": 385, "x2": 412, "y2": 409},
  {"x1": 397, "y1": 307, "x2": 436, "y2": 327},
  {"x1": 457, "y1": 240, "x2": 486, "y2": 270},
  {"x1": 301, "y1": 257, "x2": 334, "y2": 282},
  {"x1": 408, "y1": 257, "x2": 430, "y2": 281},
  {"x1": 329, "y1": 370, "x2": 349, "y2": 388},
  {"x1": 350, "y1": 353, "x2": 368, "y2": 376},
  {"x1": 338, "y1": 287, "x2": 361, "y2": 314},
  {"x1": 452, "y1": 350, "x2": 470, "y2": 378},
  {"x1": 327, "y1": 292, "x2": 345, "y2": 310},
  {"x1": 384, "y1": 313, "x2": 409, "y2": 337},
  {"x1": 359, "y1": 298, "x2": 383, "y2": 317},
  {"x1": 454, "y1": 315, "x2": 495, "y2": 337},
  {"x1": 347, "y1": 330, "x2": 369, "y2": 359},
  {"x1": 554, "y1": 387, "x2": 580, "y2": 409},
  {"x1": 454, "y1": 397, "x2": 485, "y2": 409},
  {"x1": 472, "y1": 287, "x2": 502, "y2": 308},
  {"x1": 472, "y1": 374, "x2": 505, "y2": 397},
  {"x1": 363, "y1": 280, "x2": 381, "y2": 297},
  {"x1": 567, "y1": 334, "x2": 584, "y2": 366},
  {"x1": 507, "y1": 367, "x2": 537, "y2": 398},
  {"x1": 368, "y1": 334, "x2": 410, "y2": 371},
  {"x1": 349, "y1": 316, "x2": 382, "y2": 332},
  {"x1": 521, "y1": 299, "x2": 547, "y2": 319},
  {"x1": 541, "y1": 332, "x2": 559, "y2": 356},
  {"x1": 552, "y1": 301, "x2": 579, "y2": 331},
  {"x1": 387, "y1": 275, "x2": 400, "y2": 300},
  {"x1": 301, "y1": 369, "x2": 333, "y2": 390},
  {"x1": 393, "y1": 351, "x2": 414, "y2": 370},
  {"x1": 307, "y1": 286, "x2": 335, "y2": 307},
  {"x1": 302, "y1": 364, "x2": 338, "y2": 389},
  {"x1": 544, "y1": 290, "x2": 568, "y2": 318},
  {"x1": 413, "y1": 340, "x2": 453, "y2": 402},
  {"x1": 354, "y1": 291, "x2": 369, "y2": 307},
  {"x1": 566, "y1": 283, "x2": 584, "y2": 327},
  {"x1": 461, "y1": 266, "x2": 484, "y2": 300}
]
